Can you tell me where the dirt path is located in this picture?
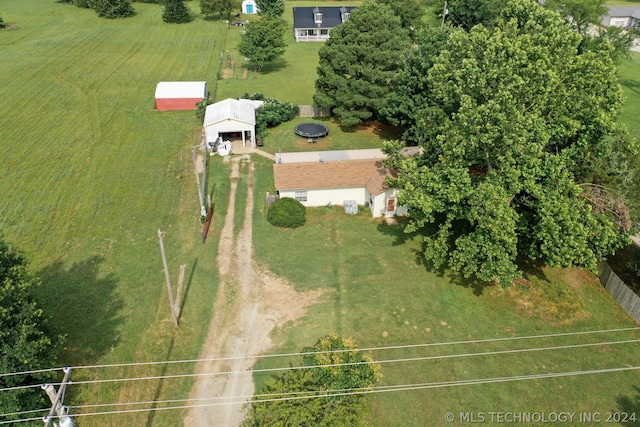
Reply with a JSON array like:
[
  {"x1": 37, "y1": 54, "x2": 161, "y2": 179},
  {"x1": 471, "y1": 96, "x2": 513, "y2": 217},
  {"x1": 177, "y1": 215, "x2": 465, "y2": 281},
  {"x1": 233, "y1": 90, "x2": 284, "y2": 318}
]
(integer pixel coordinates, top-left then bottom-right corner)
[{"x1": 185, "y1": 155, "x2": 323, "y2": 427}]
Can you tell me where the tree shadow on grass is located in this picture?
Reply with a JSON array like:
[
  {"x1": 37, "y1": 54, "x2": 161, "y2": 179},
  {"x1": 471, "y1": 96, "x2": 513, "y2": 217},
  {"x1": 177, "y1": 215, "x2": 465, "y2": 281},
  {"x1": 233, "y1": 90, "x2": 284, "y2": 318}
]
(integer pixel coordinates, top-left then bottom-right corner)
[
  {"x1": 619, "y1": 79, "x2": 640, "y2": 96},
  {"x1": 256, "y1": 57, "x2": 289, "y2": 74},
  {"x1": 615, "y1": 386, "x2": 640, "y2": 426},
  {"x1": 375, "y1": 218, "x2": 415, "y2": 246},
  {"x1": 517, "y1": 255, "x2": 549, "y2": 282},
  {"x1": 37, "y1": 256, "x2": 123, "y2": 366}
]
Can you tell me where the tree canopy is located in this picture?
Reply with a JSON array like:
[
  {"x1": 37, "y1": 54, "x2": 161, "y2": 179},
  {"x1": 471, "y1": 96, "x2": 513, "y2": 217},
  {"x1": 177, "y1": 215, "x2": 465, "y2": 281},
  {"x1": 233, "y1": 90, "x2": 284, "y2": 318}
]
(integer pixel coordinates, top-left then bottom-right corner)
[
  {"x1": 543, "y1": 0, "x2": 606, "y2": 35},
  {"x1": 242, "y1": 334, "x2": 381, "y2": 426},
  {"x1": 376, "y1": 0, "x2": 426, "y2": 29},
  {"x1": 255, "y1": 0, "x2": 285, "y2": 18},
  {"x1": 314, "y1": 1, "x2": 411, "y2": 127},
  {"x1": 238, "y1": 16, "x2": 286, "y2": 71},
  {"x1": 88, "y1": 0, "x2": 135, "y2": 19},
  {"x1": 200, "y1": 0, "x2": 237, "y2": 19},
  {"x1": 162, "y1": 0, "x2": 192, "y2": 23},
  {"x1": 0, "y1": 239, "x2": 60, "y2": 418},
  {"x1": 443, "y1": 0, "x2": 503, "y2": 29},
  {"x1": 384, "y1": 0, "x2": 633, "y2": 285}
]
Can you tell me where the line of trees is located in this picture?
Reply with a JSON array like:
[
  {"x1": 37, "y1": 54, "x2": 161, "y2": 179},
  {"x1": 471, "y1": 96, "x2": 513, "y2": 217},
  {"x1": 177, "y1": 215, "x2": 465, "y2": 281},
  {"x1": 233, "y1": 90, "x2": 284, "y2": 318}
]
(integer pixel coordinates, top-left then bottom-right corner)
[{"x1": 314, "y1": 0, "x2": 638, "y2": 286}]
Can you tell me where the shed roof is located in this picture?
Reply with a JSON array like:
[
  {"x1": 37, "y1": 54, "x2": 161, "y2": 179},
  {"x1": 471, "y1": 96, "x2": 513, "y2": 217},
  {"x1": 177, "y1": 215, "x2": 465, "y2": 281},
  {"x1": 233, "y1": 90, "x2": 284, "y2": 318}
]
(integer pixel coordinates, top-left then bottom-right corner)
[
  {"x1": 274, "y1": 159, "x2": 383, "y2": 191},
  {"x1": 203, "y1": 98, "x2": 263, "y2": 127},
  {"x1": 155, "y1": 81, "x2": 207, "y2": 99},
  {"x1": 292, "y1": 6, "x2": 356, "y2": 29}
]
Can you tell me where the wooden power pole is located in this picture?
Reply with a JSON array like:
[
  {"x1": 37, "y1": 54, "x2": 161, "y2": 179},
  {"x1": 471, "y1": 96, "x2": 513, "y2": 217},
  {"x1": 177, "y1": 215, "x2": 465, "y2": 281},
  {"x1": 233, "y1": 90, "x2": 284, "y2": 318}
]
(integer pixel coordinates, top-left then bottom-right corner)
[{"x1": 157, "y1": 229, "x2": 179, "y2": 327}]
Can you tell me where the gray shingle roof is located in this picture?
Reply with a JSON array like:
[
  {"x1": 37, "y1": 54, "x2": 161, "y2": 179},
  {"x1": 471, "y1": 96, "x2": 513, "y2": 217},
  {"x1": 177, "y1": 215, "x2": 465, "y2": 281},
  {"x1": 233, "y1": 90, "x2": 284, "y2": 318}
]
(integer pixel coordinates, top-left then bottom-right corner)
[{"x1": 292, "y1": 6, "x2": 357, "y2": 29}]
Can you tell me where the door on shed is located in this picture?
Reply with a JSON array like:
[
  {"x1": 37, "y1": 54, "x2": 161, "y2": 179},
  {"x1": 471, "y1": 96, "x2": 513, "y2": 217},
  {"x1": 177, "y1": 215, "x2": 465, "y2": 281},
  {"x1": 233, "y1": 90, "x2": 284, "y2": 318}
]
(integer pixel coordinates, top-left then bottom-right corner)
[
  {"x1": 246, "y1": 4, "x2": 254, "y2": 13},
  {"x1": 386, "y1": 198, "x2": 396, "y2": 216}
]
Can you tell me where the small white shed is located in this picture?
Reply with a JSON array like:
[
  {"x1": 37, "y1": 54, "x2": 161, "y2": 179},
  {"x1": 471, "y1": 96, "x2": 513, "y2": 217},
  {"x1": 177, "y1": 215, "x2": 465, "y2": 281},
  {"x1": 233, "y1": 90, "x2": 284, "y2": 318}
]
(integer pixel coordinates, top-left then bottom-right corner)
[
  {"x1": 242, "y1": 0, "x2": 259, "y2": 14},
  {"x1": 203, "y1": 98, "x2": 263, "y2": 148}
]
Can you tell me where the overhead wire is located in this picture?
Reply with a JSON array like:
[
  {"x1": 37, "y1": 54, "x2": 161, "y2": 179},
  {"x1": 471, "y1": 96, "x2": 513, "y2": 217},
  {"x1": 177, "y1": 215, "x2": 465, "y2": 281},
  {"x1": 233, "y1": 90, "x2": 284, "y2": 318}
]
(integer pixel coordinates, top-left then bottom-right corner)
[
  {"x1": 6, "y1": 364, "x2": 638, "y2": 424},
  {"x1": 2, "y1": 335, "x2": 638, "y2": 392},
  {"x1": 2, "y1": 326, "x2": 637, "y2": 379}
]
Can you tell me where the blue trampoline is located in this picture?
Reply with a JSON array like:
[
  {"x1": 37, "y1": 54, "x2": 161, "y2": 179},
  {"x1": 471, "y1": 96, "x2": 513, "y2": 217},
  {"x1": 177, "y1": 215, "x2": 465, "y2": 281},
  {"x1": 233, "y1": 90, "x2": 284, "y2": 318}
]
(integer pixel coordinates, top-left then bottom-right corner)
[{"x1": 294, "y1": 122, "x2": 329, "y2": 138}]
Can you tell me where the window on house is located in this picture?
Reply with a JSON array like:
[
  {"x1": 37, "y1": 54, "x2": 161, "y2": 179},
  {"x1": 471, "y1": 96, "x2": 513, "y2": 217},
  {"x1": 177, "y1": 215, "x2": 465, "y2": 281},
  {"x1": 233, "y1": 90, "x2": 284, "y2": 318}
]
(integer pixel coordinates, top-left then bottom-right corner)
[
  {"x1": 320, "y1": 29, "x2": 329, "y2": 35},
  {"x1": 314, "y1": 7, "x2": 323, "y2": 24},
  {"x1": 295, "y1": 191, "x2": 307, "y2": 202}
]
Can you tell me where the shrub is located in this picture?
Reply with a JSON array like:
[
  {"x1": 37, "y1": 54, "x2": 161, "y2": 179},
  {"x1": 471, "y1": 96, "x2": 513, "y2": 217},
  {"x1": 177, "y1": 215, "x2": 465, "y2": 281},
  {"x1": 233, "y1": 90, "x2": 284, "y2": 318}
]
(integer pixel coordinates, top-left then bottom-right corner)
[
  {"x1": 195, "y1": 97, "x2": 213, "y2": 121},
  {"x1": 267, "y1": 197, "x2": 306, "y2": 228},
  {"x1": 241, "y1": 93, "x2": 299, "y2": 137},
  {"x1": 89, "y1": 0, "x2": 135, "y2": 18}
]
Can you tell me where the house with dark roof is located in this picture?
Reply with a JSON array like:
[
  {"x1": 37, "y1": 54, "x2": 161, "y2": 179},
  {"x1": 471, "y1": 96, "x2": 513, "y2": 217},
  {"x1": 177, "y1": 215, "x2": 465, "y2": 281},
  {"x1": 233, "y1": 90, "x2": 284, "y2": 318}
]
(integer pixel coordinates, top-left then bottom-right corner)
[
  {"x1": 292, "y1": 6, "x2": 356, "y2": 42},
  {"x1": 601, "y1": 6, "x2": 640, "y2": 29}
]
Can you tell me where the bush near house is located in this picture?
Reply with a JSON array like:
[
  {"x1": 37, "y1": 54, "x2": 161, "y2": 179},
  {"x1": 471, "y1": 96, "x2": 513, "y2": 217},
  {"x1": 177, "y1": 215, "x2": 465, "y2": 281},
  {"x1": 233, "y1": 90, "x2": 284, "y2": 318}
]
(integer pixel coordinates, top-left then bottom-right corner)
[
  {"x1": 267, "y1": 197, "x2": 306, "y2": 228},
  {"x1": 241, "y1": 92, "x2": 299, "y2": 137}
]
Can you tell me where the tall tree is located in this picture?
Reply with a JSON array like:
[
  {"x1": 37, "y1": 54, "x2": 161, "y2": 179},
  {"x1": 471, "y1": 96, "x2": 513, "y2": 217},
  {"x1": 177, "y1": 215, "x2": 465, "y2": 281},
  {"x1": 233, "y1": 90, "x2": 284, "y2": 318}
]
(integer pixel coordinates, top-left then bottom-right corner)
[
  {"x1": 384, "y1": 0, "x2": 632, "y2": 285},
  {"x1": 243, "y1": 334, "x2": 381, "y2": 426},
  {"x1": 443, "y1": 0, "x2": 503, "y2": 29},
  {"x1": 255, "y1": 0, "x2": 285, "y2": 18},
  {"x1": 382, "y1": 25, "x2": 453, "y2": 144},
  {"x1": 200, "y1": 0, "x2": 237, "y2": 19},
  {"x1": 543, "y1": 0, "x2": 606, "y2": 35},
  {"x1": 0, "y1": 239, "x2": 61, "y2": 418},
  {"x1": 88, "y1": 0, "x2": 135, "y2": 19},
  {"x1": 314, "y1": 1, "x2": 411, "y2": 127},
  {"x1": 237, "y1": 16, "x2": 286, "y2": 71},
  {"x1": 376, "y1": 0, "x2": 425, "y2": 28},
  {"x1": 163, "y1": 0, "x2": 191, "y2": 23}
]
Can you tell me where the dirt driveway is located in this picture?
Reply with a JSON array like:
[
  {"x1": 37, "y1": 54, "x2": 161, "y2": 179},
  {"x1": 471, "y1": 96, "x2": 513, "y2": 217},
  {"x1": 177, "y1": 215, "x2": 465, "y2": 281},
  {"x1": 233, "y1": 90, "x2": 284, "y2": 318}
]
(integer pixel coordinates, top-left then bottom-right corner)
[{"x1": 184, "y1": 155, "x2": 322, "y2": 427}]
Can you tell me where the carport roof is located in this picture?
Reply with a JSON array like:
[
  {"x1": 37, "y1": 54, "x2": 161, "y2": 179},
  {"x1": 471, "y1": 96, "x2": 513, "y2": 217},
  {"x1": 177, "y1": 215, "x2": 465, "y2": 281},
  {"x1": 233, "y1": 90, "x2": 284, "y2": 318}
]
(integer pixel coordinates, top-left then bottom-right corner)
[{"x1": 203, "y1": 98, "x2": 263, "y2": 127}]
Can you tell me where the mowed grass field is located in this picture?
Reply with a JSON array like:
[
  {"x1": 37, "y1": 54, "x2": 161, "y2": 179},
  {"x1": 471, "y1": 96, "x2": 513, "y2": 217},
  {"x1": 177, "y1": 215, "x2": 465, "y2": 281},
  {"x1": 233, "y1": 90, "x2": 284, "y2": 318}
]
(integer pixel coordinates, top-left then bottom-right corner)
[{"x1": 0, "y1": 1, "x2": 229, "y2": 425}]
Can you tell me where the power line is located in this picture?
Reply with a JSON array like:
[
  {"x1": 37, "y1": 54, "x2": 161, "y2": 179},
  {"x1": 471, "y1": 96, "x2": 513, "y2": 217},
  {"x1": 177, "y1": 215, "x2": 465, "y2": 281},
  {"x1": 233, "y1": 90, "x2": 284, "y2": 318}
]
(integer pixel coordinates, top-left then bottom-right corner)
[
  {"x1": 2, "y1": 326, "x2": 637, "y2": 379},
  {"x1": 2, "y1": 336, "x2": 638, "y2": 392},
  {"x1": 7, "y1": 364, "x2": 639, "y2": 424}
]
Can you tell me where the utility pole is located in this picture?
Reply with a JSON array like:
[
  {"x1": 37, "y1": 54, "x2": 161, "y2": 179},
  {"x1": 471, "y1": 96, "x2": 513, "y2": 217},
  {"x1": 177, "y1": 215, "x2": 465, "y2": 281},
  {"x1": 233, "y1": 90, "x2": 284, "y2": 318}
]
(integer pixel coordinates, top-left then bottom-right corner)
[
  {"x1": 42, "y1": 367, "x2": 74, "y2": 427},
  {"x1": 192, "y1": 146, "x2": 205, "y2": 217},
  {"x1": 442, "y1": 0, "x2": 448, "y2": 27},
  {"x1": 157, "y1": 229, "x2": 179, "y2": 327}
]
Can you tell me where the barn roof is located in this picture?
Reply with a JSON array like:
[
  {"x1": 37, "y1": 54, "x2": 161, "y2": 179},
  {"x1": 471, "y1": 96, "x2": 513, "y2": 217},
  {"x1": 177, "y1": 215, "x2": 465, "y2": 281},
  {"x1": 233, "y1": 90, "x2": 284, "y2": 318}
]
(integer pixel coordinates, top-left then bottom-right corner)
[
  {"x1": 203, "y1": 98, "x2": 263, "y2": 127},
  {"x1": 273, "y1": 159, "x2": 383, "y2": 191},
  {"x1": 155, "y1": 81, "x2": 207, "y2": 99}
]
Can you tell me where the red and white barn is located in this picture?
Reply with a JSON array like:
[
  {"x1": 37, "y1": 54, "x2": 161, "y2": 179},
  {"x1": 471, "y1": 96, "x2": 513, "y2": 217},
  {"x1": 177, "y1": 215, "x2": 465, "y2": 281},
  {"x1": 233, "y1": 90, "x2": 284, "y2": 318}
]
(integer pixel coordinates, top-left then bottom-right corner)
[{"x1": 154, "y1": 81, "x2": 208, "y2": 111}]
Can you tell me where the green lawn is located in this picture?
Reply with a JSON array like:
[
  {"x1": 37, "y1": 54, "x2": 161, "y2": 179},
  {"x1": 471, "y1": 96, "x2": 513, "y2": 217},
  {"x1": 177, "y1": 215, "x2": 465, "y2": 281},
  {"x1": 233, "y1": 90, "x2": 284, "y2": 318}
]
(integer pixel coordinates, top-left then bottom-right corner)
[
  {"x1": 0, "y1": 1, "x2": 228, "y2": 424},
  {"x1": 618, "y1": 52, "x2": 640, "y2": 140}
]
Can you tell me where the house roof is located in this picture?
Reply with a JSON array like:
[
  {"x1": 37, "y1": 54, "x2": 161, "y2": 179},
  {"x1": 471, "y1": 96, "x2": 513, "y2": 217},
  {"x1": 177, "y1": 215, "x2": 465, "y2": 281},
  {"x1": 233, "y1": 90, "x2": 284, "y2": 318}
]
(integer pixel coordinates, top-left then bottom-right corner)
[
  {"x1": 203, "y1": 98, "x2": 263, "y2": 127},
  {"x1": 274, "y1": 159, "x2": 384, "y2": 191},
  {"x1": 276, "y1": 148, "x2": 386, "y2": 164},
  {"x1": 606, "y1": 6, "x2": 640, "y2": 18},
  {"x1": 155, "y1": 81, "x2": 207, "y2": 99},
  {"x1": 292, "y1": 6, "x2": 357, "y2": 29}
]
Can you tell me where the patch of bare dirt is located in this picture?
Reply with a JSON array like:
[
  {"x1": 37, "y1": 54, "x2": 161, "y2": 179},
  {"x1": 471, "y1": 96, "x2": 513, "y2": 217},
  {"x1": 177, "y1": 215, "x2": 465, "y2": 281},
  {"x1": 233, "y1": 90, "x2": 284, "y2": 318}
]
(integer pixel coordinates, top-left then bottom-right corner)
[{"x1": 184, "y1": 156, "x2": 324, "y2": 427}]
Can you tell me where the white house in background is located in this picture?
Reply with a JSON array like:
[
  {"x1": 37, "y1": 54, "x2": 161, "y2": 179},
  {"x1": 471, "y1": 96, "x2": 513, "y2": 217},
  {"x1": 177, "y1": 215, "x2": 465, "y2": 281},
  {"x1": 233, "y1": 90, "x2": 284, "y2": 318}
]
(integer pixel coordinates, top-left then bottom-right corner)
[
  {"x1": 203, "y1": 98, "x2": 263, "y2": 149},
  {"x1": 273, "y1": 148, "x2": 414, "y2": 217},
  {"x1": 292, "y1": 6, "x2": 357, "y2": 42},
  {"x1": 241, "y1": 0, "x2": 259, "y2": 15},
  {"x1": 601, "y1": 7, "x2": 640, "y2": 29}
]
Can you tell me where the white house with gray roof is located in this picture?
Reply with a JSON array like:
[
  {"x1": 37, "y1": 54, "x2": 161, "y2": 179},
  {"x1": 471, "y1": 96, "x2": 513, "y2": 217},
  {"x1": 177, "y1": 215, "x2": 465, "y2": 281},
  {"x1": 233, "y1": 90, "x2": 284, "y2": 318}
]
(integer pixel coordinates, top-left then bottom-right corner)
[
  {"x1": 292, "y1": 6, "x2": 357, "y2": 42},
  {"x1": 601, "y1": 6, "x2": 640, "y2": 29}
]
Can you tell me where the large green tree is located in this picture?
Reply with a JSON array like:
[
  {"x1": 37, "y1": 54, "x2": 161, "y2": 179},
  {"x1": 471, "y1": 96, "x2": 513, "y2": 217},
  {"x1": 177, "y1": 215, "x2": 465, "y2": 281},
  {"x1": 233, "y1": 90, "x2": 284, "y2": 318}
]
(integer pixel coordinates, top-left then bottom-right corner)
[
  {"x1": 314, "y1": 1, "x2": 411, "y2": 127},
  {"x1": 443, "y1": 0, "x2": 503, "y2": 29},
  {"x1": 243, "y1": 334, "x2": 381, "y2": 426},
  {"x1": 200, "y1": 0, "x2": 237, "y2": 19},
  {"x1": 163, "y1": 0, "x2": 191, "y2": 23},
  {"x1": 238, "y1": 16, "x2": 286, "y2": 71},
  {"x1": 377, "y1": 0, "x2": 426, "y2": 29},
  {"x1": 384, "y1": 0, "x2": 633, "y2": 285},
  {"x1": 0, "y1": 239, "x2": 60, "y2": 418},
  {"x1": 543, "y1": 0, "x2": 606, "y2": 35},
  {"x1": 88, "y1": 0, "x2": 135, "y2": 19},
  {"x1": 255, "y1": 0, "x2": 285, "y2": 18}
]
